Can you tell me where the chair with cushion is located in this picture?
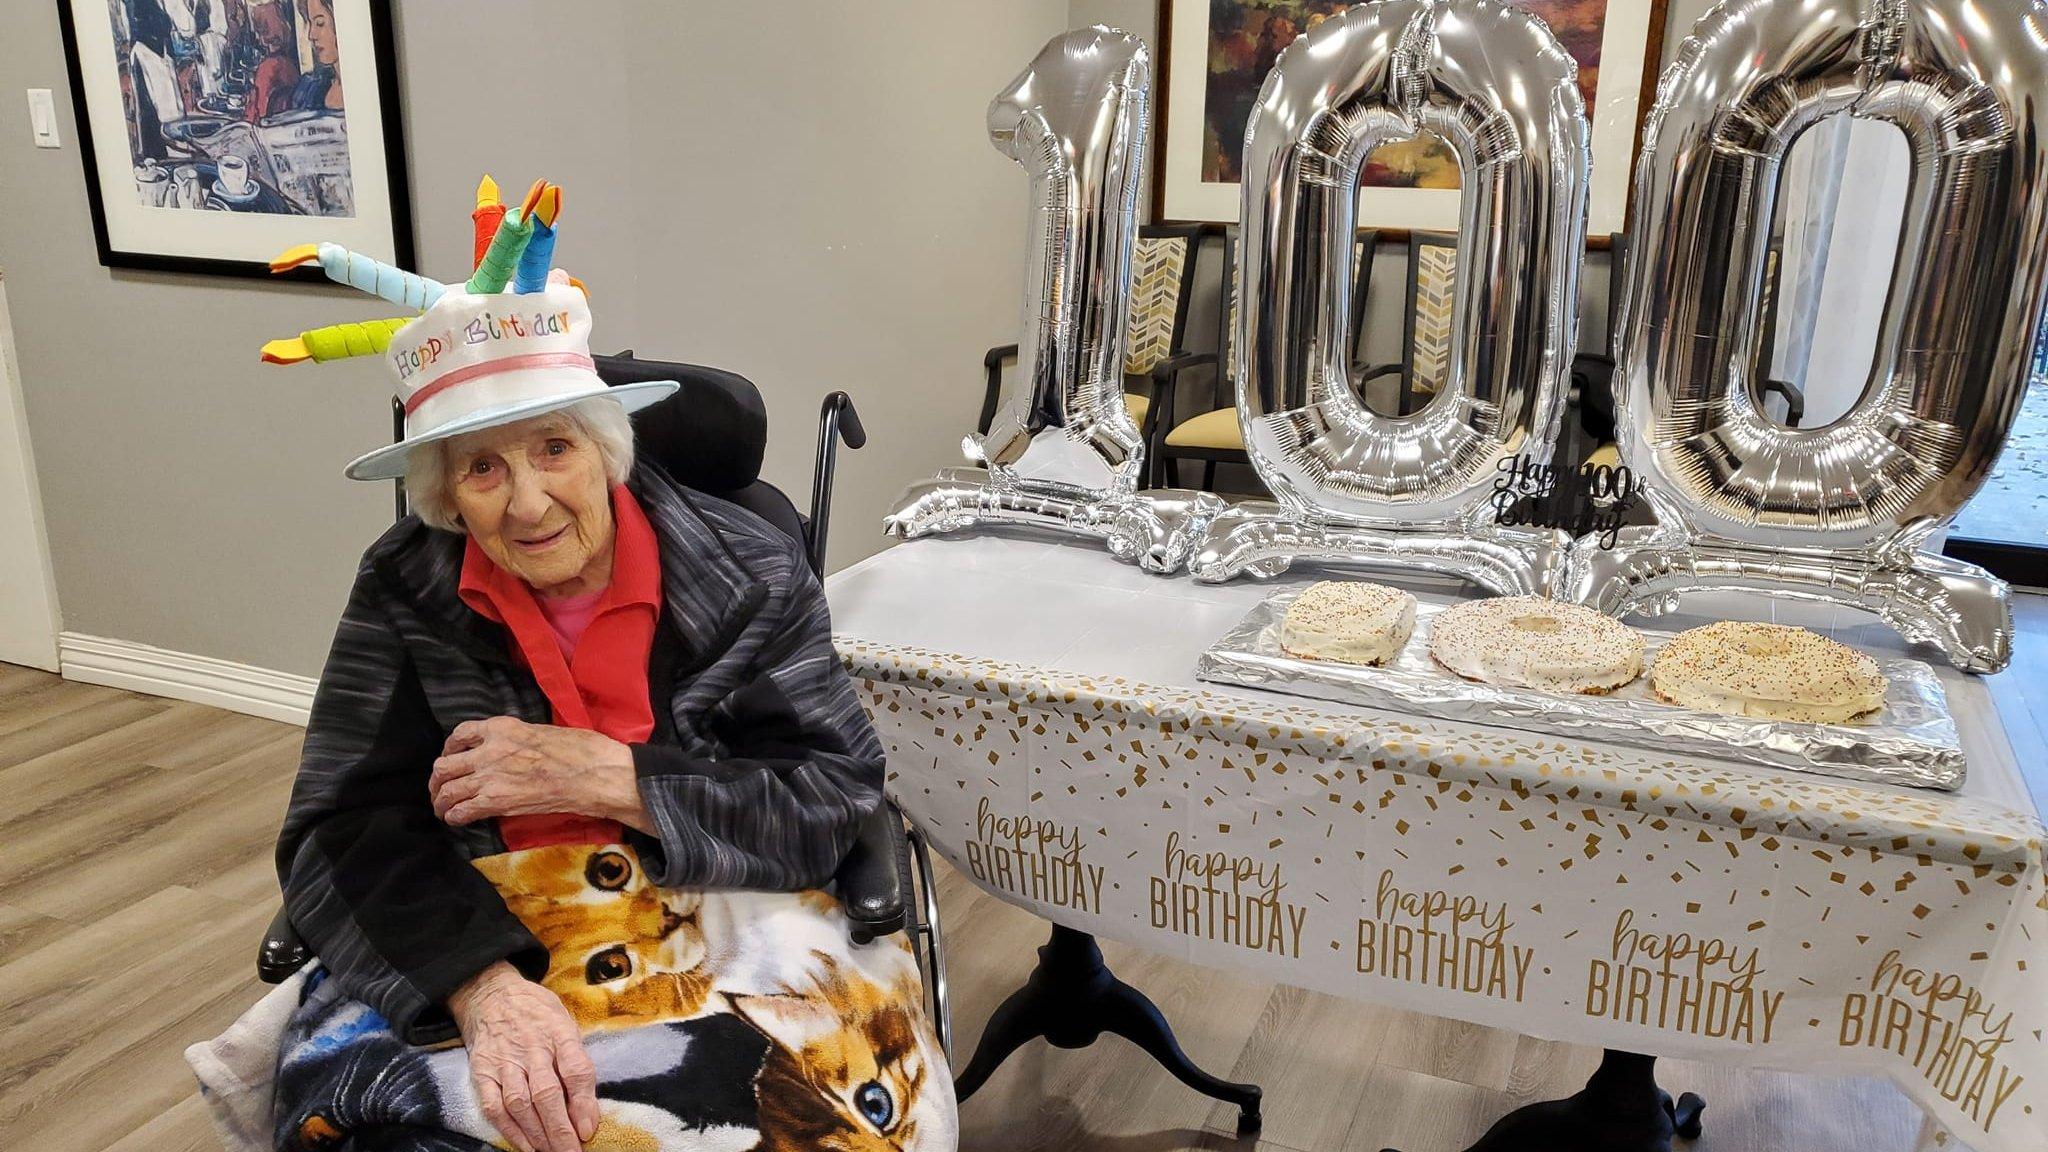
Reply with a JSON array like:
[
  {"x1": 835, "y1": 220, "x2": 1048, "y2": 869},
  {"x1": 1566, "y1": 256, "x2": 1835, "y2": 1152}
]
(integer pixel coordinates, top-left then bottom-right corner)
[
  {"x1": 1355, "y1": 231, "x2": 1459, "y2": 418},
  {"x1": 259, "y1": 354, "x2": 952, "y2": 1059},
  {"x1": 1568, "y1": 233, "x2": 1627, "y2": 472},
  {"x1": 1572, "y1": 234, "x2": 1804, "y2": 475},
  {"x1": 978, "y1": 223, "x2": 1210, "y2": 481},
  {"x1": 1156, "y1": 227, "x2": 1380, "y2": 491}
]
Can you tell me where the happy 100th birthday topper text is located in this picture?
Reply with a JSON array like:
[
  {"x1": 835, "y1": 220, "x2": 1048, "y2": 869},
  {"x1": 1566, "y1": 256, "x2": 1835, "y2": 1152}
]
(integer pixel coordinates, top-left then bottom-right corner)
[{"x1": 1490, "y1": 454, "x2": 1644, "y2": 548}]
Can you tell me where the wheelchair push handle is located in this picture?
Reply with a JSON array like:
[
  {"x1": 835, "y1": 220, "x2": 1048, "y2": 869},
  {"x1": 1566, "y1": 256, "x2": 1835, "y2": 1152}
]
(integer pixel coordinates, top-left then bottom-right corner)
[
  {"x1": 824, "y1": 390, "x2": 866, "y2": 450},
  {"x1": 807, "y1": 391, "x2": 864, "y2": 576}
]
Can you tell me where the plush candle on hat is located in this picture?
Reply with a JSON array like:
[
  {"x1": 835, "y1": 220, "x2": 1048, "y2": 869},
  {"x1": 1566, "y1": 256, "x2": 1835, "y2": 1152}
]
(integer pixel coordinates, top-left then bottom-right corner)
[
  {"x1": 514, "y1": 185, "x2": 563, "y2": 294},
  {"x1": 471, "y1": 174, "x2": 505, "y2": 271},
  {"x1": 260, "y1": 318, "x2": 414, "y2": 365},
  {"x1": 467, "y1": 179, "x2": 549, "y2": 294},
  {"x1": 271, "y1": 243, "x2": 446, "y2": 311},
  {"x1": 253, "y1": 175, "x2": 682, "y2": 482}
]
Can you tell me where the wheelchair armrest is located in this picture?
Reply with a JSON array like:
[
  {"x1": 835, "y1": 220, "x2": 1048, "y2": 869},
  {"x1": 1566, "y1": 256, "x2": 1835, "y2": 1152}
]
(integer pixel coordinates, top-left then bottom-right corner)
[
  {"x1": 983, "y1": 343, "x2": 1020, "y2": 371},
  {"x1": 837, "y1": 800, "x2": 912, "y2": 946},
  {"x1": 259, "y1": 904, "x2": 310, "y2": 984}
]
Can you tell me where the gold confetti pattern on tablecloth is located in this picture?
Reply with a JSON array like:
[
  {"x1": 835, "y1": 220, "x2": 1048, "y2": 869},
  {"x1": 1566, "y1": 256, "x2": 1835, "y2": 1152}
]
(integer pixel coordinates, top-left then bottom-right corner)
[
  {"x1": 834, "y1": 633, "x2": 2048, "y2": 1150},
  {"x1": 836, "y1": 636, "x2": 2045, "y2": 868}
]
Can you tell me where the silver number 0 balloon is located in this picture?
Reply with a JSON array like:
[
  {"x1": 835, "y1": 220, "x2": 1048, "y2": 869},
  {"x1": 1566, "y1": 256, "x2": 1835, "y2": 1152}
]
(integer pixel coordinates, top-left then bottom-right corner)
[
  {"x1": 887, "y1": 27, "x2": 1223, "y2": 572},
  {"x1": 1189, "y1": 0, "x2": 1590, "y2": 592},
  {"x1": 1566, "y1": 0, "x2": 2048, "y2": 673}
]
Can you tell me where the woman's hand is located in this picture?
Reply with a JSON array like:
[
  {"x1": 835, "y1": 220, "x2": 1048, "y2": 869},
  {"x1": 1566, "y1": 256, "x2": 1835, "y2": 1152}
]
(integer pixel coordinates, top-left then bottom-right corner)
[
  {"x1": 428, "y1": 716, "x2": 651, "y2": 832},
  {"x1": 449, "y1": 961, "x2": 600, "y2": 1152}
]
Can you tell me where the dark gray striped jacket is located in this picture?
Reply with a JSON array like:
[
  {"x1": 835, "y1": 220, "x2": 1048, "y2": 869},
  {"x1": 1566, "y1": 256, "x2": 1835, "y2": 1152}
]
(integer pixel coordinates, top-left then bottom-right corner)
[{"x1": 276, "y1": 460, "x2": 884, "y2": 1043}]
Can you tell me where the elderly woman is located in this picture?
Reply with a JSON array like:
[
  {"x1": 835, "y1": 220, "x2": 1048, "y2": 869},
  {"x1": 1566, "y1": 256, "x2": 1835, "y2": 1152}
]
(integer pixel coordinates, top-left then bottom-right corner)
[{"x1": 204, "y1": 205, "x2": 953, "y2": 1152}]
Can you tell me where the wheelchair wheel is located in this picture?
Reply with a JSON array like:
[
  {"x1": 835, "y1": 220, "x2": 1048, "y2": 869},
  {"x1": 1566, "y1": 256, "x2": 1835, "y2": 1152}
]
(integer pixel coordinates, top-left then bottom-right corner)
[{"x1": 905, "y1": 823, "x2": 951, "y2": 1062}]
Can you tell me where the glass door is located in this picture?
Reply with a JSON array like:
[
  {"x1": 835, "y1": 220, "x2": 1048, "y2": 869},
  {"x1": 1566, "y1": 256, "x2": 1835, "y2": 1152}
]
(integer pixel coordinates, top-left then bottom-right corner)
[{"x1": 1945, "y1": 327, "x2": 2048, "y2": 587}]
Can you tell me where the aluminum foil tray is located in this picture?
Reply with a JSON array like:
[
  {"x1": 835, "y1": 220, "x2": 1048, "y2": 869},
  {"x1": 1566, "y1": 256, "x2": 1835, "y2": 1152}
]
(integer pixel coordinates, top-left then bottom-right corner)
[{"x1": 1195, "y1": 590, "x2": 1965, "y2": 791}]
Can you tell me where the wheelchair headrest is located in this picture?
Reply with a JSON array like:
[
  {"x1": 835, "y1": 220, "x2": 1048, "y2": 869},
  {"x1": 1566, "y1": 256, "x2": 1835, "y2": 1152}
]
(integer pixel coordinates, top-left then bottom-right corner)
[{"x1": 594, "y1": 352, "x2": 767, "y2": 495}]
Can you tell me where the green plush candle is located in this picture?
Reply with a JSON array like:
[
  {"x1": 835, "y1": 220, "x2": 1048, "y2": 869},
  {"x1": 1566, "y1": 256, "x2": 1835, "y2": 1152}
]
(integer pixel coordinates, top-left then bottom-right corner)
[
  {"x1": 305, "y1": 318, "x2": 413, "y2": 361},
  {"x1": 467, "y1": 208, "x2": 535, "y2": 294}
]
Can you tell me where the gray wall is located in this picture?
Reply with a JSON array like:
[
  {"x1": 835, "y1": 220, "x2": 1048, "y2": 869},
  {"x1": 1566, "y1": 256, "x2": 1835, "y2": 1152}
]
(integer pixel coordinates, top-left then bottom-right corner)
[
  {"x1": 0, "y1": 1, "x2": 1067, "y2": 678},
  {"x1": 0, "y1": 0, "x2": 1715, "y2": 680}
]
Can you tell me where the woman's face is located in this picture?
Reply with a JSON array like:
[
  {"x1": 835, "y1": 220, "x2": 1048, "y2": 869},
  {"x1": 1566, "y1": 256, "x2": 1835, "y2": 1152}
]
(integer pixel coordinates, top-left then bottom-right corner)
[
  {"x1": 305, "y1": 0, "x2": 339, "y2": 66},
  {"x1": 447, "y1": 414, "x2": 615, "y2": 597}
]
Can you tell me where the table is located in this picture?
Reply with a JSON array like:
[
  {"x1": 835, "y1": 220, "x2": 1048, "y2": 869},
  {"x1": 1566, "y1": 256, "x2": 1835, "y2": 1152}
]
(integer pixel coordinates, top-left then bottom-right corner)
[{"x1": 827, "y1": 531, "x2": 2048, "y2": 1152}]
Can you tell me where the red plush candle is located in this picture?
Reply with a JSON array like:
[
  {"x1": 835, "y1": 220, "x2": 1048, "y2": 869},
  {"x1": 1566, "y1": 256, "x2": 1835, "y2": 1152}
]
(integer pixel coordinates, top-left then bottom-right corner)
[{"x1": 471, "y1": 174, "x2": 505, "y2": 272}]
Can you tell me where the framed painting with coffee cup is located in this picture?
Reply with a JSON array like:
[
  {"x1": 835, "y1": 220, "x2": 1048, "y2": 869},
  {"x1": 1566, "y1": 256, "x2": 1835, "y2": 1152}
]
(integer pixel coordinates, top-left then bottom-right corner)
[{"x1": 56, "y1": 0, "x2": 413, "y2": 279}]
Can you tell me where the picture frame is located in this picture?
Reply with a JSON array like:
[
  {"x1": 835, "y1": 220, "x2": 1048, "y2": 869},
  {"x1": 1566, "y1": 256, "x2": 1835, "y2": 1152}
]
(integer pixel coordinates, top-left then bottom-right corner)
[
  {"x1": 55, "y1": 0, "x2": 414, "y2": 279},
  {"x1": 1154, "y1": 0, "x2": 1669, "y2": 243}
]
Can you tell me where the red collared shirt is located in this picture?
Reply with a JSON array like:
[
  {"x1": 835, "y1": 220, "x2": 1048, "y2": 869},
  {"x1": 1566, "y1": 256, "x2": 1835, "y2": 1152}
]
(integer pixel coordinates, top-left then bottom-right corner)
[{"x1": 457, "y1": 484, "x2": 662, "y2": 850}]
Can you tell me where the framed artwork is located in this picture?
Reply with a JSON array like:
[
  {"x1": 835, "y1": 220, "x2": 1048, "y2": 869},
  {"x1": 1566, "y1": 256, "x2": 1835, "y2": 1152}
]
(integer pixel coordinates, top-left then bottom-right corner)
[
  {"x1": 55, "y1": 0, "x2": 413, "y2": 279},
  {"x1": 1156, "y1": 0, "x2": 1669, "y2": 240}
]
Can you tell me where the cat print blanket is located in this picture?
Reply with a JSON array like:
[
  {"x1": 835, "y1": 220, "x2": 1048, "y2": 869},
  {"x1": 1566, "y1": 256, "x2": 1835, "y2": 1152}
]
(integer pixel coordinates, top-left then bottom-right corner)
[{"x1": 186, "y1": 842, "x2": 956, "y2": 1151}]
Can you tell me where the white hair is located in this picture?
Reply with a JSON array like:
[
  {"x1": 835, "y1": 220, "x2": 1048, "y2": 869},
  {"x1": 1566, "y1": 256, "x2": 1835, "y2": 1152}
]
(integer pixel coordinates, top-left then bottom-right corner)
[{"x1": 404, "y1": 396, "x2": 636, "y2": 532}]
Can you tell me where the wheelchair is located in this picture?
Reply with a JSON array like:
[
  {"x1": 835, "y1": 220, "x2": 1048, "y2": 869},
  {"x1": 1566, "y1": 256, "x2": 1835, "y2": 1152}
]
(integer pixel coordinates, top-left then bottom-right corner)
[{"x1": 256, "y1": 353, "x2": 952, "y2": 1060}]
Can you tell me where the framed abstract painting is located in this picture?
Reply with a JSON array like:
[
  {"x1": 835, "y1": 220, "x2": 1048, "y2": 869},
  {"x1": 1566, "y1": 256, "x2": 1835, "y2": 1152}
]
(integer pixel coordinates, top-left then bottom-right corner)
[
  {"x1": 55, "y1": 0, "x2": 413, "y2": 278},
  {"x1": 1155, "y1": 0, "x2": 1668, "y2": 240}
]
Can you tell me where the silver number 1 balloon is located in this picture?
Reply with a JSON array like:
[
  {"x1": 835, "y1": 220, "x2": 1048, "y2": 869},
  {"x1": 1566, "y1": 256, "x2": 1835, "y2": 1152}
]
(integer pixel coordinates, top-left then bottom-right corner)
[
  {"x1": 886, "y1": 27, "x2": 1223, "y2": 572},
  {"x1": 969, "y1": 25, "x2": 1148, "y2": 487},
  {"x1": 1190, "y1": 0, "x2": 1590, "y2": 592},
  {"x1": 1566, "y1": 0, "x2": 2048, "y2": 673}
]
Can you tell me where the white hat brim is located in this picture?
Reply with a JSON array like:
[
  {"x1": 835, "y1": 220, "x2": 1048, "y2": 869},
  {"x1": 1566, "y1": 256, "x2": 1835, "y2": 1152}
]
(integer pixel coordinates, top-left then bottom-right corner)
[{"x1": 343, "y1": 379, "x2": 681, "y2": 481}]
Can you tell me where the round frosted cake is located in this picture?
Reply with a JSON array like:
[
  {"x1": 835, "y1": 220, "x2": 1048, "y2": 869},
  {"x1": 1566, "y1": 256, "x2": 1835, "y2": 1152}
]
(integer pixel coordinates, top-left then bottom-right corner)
[
  {"x1": 1650, "y1": 621, "x2": 1886, "y2": 723},
  {"x1": 1277, "y1": 580, "x2": 1418, "y2": 667},
  {"x1": 1429, "y1": 596, "x2": 1644, "y2": 694}
]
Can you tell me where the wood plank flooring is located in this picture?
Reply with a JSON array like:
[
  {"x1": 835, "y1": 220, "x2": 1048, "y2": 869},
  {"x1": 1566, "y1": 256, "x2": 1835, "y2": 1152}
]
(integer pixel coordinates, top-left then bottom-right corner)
[{"x1": 0, "y1": 655, "x2": 2036, "y2": 1151}]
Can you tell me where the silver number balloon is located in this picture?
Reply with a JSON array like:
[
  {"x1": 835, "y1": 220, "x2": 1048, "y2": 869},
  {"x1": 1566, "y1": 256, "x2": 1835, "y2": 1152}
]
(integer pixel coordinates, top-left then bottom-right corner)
[
  {"x1": 1189, "y1": 0, "x2": 1590, "y2": 592},
  {"x1": 969, "y1": 25, "x2": 1148, "y2": 490},
  {"x1": 887, "y1": 27, "x2": 1219, "y2": 571},
  {"x1": 1566, "y1": 0, "x2": 2048, "y2": 673}
]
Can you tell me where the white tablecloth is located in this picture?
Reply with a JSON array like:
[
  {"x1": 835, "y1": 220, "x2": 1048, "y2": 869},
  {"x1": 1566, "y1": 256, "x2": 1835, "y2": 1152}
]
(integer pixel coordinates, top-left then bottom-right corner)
[{"x1": 827, "y1": 531, "x2": 2048, "y2": 1152}]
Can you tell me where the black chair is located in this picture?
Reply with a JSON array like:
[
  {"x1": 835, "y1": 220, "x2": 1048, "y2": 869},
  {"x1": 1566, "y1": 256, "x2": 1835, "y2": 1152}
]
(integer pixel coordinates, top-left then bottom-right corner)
[
  {"x1": 979, "y1": 222, "x2": 1213, "y2": 489},
  {"x1": 1750, "y1": 244, "x2": 1810, "y2": 427},
  {"x1": 1357, "y1": 230, "x2": 1457, "y2": 418},
  {"x1": 1155, "y1": 227, "x2": 1381, "y2": 491},
  {"x1": 1571, "y1": 233, "x2": 1804, "y2": 473},
  {"x1": 259, "y1": 355, "x2": 952, "y2": 1059}
]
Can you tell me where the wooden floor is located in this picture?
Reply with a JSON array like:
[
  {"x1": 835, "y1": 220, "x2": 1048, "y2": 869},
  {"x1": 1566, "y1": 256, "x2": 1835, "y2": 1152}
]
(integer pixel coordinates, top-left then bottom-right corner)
[{"x1": 3, "y1": 639, "x2": 2041, "y2": 1152}]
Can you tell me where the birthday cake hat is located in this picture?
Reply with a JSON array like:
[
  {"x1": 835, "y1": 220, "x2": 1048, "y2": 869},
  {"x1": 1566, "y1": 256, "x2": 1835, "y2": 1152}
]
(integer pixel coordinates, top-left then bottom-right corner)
[{"x1": 262, "y1": 176, "x2": 677, "y2": 481}]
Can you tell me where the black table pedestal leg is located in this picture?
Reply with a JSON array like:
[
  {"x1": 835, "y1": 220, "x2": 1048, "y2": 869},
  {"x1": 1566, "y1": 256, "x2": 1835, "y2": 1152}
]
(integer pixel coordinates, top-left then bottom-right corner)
[
  {"x1": 1384, "y1": 1049, "x2": 1703, "y2": 1152},
  {"x1": 952, "y1": 925, "x2": 1264, "y2": 1135}
]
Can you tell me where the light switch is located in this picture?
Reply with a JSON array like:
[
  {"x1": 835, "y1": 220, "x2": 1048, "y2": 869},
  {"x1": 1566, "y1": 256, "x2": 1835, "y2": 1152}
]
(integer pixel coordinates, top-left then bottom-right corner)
[{"x1": 27, "y1": 89, "x2": 60, "y2": 149}]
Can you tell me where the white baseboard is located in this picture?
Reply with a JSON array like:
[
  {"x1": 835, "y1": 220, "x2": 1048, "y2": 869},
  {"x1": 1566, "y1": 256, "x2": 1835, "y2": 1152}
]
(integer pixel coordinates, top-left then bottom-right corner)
[{"x1": 58, "y1": 632, "x2": 316, "y2": 727}]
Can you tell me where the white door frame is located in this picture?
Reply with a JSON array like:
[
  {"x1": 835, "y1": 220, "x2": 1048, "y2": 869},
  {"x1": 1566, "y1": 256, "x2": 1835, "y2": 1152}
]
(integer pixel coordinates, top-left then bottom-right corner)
[{"x1": 0, "y1": 272, "x2": 62, "y2": 672}]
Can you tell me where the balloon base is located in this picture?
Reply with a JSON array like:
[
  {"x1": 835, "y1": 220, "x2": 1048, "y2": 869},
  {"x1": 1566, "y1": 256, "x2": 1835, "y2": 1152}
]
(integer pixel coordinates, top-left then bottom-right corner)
[
  {"x1": 884, "y1": 468, "x2": 1225, "y2": 575},
  {"x1": 1564, "y1": 525, "x2": 2013, "y2": 674},
  {"x1": 1186, "y1": 500, "x2": 1566, "y2": 596}
]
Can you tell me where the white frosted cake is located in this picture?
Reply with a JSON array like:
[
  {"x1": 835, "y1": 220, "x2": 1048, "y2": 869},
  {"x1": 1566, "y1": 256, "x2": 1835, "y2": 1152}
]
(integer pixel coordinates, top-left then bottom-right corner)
[
  {"x1": 1650, "y1": 621, "x2": 1886, "y2": 723},
  {"x1": 1277, "y1": 581, "x2": 1418, "y2": 667},
  {"x1": 1429, "y1": 596, "x2": 1644, "y2": 694}
]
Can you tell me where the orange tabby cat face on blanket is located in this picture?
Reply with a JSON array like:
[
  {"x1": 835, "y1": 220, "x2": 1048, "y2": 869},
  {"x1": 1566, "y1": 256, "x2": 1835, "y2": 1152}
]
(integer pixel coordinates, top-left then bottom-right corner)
[
  {"x1": 732, "y1": 954, "x2": 945, "y2": 1152},
  {"x1": 472, "y1": 844, "x2": 712, "y2": 1030}
]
